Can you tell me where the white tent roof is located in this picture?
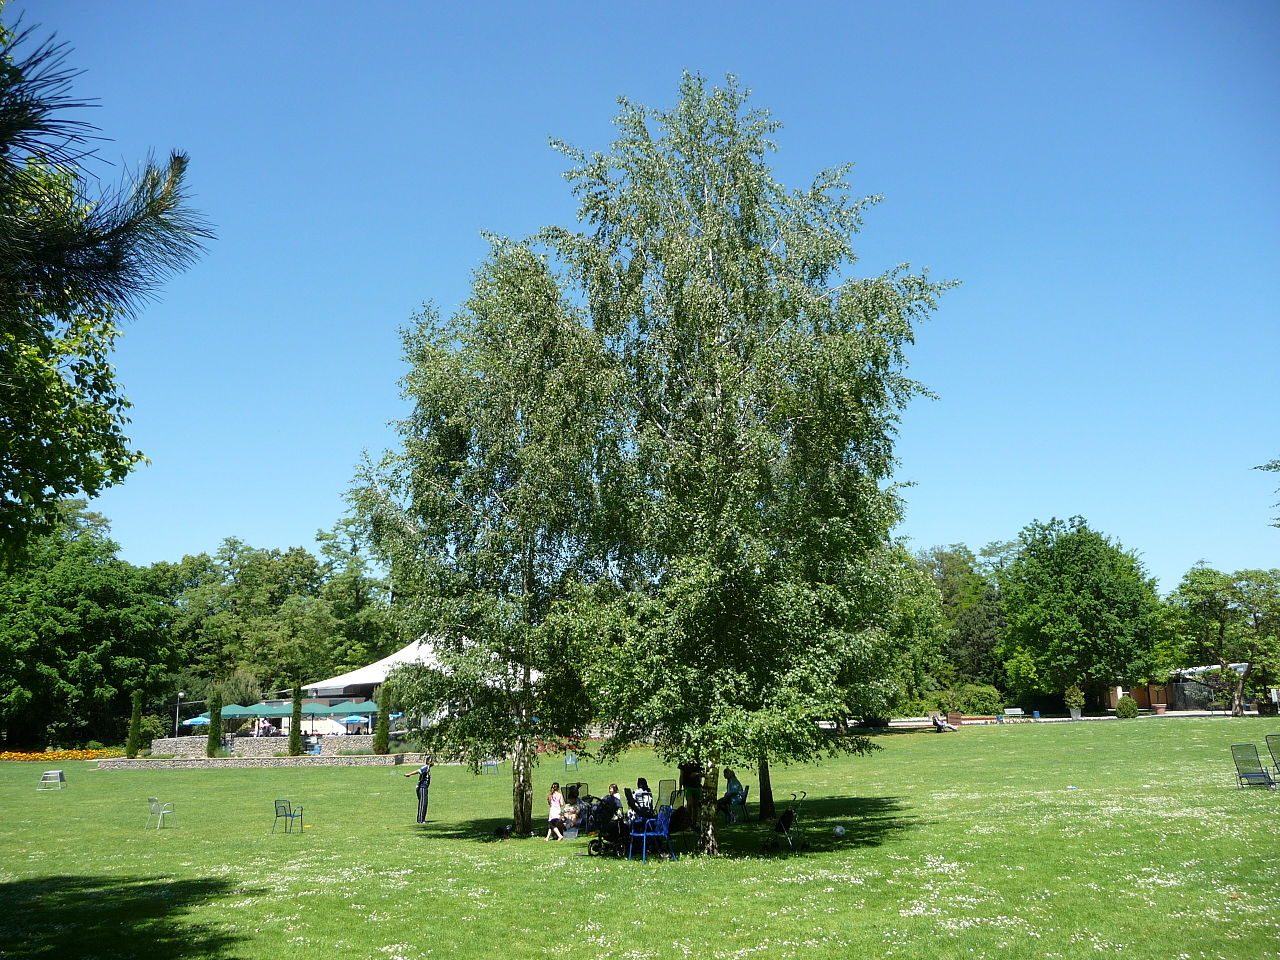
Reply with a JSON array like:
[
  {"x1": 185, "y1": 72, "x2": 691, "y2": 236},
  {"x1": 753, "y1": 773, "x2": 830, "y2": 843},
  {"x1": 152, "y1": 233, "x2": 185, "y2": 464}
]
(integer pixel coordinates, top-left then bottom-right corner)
[{"x1": 303, "y1": 638, "x2": 441, "y2": 697}]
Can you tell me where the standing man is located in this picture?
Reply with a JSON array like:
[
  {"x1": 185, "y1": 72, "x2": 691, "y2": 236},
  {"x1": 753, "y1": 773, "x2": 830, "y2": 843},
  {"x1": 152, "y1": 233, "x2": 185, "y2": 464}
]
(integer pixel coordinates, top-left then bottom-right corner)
[{"x1": 404, "y1": 758, "x2": 433, "y2": 823}]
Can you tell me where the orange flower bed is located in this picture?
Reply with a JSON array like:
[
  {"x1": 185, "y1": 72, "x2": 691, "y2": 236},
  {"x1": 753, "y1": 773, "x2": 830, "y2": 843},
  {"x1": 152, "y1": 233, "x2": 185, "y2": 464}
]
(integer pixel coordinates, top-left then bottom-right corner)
[{"x1": 0, "y1": 749, "x2": 125, "y2": 762}]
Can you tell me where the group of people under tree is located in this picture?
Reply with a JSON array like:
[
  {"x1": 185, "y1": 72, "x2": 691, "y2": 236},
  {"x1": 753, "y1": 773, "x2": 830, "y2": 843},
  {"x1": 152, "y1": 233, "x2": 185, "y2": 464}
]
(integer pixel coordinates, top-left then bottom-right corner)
[{"x1": 543, "y1": 771, "x2": 746, "y2": 841}]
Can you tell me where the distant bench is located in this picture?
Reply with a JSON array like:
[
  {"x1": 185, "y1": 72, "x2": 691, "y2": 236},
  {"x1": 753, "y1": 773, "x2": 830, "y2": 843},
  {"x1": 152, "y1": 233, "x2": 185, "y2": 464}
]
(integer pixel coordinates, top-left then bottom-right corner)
[{"x1": 998, "y1": 708, "x2": 1037, "y2": 723}]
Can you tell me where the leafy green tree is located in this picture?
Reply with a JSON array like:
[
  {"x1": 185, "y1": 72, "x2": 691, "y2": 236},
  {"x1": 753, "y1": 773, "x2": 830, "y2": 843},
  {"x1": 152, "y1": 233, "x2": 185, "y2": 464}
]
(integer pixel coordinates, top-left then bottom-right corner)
[
  {"x1": 1168, "y1": 566, "x2": 1280, "y2": 716},
  {"x1": 917, "y1": 544, "x2": 1007, "y2": 688},
  {"x1": 216, "y1": 666, "x2": 262, "y2": 708},
  {"x1": 148, "y1": 538, "x2": 369, "y2": 690},
  {"x1": 316, "y1": 521, "x2": 393, "y2": 671},
  {"x1": 125, "y1": 688, "x2": 144, "y2": 758},
  {"x1": 547, "y1": 75, "x2": 949, "y2": 851},
  {"x1": 358, "y1": 240, "x2": 610, "y2": 835},
  {"x1": 996, "y1": 517, "x2": 1160, "y2": 701},
  {"x1": 0, "y1": 22, "x2": 210, "y2": 561},
  {"x1": 0, "y1": 505, "x2": 172, "y2": 747}
]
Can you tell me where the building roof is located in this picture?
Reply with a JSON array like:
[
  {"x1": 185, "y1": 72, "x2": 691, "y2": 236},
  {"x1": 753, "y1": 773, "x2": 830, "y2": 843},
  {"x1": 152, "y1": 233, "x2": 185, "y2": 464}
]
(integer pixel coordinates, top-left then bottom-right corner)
[{"x1": 303, "y1": 638, "x2": 441, "y2": 697}]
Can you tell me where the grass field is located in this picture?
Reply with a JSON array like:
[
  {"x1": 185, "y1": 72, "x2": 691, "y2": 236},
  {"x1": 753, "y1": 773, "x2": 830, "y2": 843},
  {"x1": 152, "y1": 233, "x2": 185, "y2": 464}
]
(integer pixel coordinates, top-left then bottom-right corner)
[{"x1": 3, "y1": 717, "x2": 1279, "y2": 960}]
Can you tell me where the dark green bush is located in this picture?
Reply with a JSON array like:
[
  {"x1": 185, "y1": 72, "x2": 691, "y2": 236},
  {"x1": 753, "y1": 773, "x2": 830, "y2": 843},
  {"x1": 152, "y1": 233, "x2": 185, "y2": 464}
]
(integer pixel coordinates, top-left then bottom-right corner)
[{"x1": 1115, "y1": 695, "x2": 1139, "y2": 719}]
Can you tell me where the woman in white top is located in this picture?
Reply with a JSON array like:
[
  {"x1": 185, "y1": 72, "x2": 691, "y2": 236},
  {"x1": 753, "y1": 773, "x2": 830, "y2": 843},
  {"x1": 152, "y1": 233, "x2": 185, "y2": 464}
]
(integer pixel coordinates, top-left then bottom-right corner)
[{"x1": 545, "y1": 782, "x2": 565, "y2": 840}]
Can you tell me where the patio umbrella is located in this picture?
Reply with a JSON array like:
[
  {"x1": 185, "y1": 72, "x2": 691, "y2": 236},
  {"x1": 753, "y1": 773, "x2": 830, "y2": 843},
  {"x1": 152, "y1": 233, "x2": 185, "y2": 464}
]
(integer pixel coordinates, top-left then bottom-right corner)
[
  {"x1": 182, "y1": 716, "x2": 210, "y2": 726},
  {"x1": 341, "y1": 715, "x2": 371, "y2": 724},
  {"x1": 220, "y1": 704, "x2": 254, "y2": 718}
]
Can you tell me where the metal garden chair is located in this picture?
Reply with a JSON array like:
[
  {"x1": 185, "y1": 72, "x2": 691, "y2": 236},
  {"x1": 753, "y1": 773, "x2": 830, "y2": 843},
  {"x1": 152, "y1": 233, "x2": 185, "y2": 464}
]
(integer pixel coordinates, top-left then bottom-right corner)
[
  {"x1": 1266, "y1": 734, "x2": 1280, "y2": 777},
  {"x1": 1231, "y1": 743, "x2": 1277, "y2": 789},
  {"x1": 272, "y1": 799, "x2": 305, "y2": 833},
  {"x1": 656, "y1": 778, "x2": 678, "y2": 808},
  {"x1": 146, "y1": 797, "x2": 175, "y2": 829},
  {"x1": 628, "y1": 804, "x2": 678, "y2": 863},
  {"x1": 729, "y1": 784, "x2": 751, "y2": 824}
]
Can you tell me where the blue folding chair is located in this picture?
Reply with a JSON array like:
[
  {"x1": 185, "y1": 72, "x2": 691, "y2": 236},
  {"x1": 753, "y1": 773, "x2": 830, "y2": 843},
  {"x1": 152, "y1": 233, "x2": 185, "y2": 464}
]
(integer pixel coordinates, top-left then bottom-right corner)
[
  {"x1": 272, "y1": 799, "x2": 305, "y2": 833},
  {"x1": 628, "y1": 805, "x2": 678, "y2": 863}
]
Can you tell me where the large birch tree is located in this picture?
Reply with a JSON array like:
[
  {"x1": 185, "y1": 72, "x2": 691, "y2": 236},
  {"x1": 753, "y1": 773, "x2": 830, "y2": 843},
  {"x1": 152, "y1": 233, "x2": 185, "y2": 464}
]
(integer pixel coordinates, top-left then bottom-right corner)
[
  {"x1": 548, "y1": 74, "x2": 950, "y2": 851},
  {"x1": 356, "y1": 241, "x2": 614, "y2": 834}
]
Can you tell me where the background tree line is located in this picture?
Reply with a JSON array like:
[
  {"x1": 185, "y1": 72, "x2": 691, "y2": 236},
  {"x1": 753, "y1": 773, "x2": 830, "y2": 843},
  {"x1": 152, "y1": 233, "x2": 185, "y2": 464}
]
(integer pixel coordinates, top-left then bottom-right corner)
[
  {"x1": 0, "y1": 507, "x2": 395, "y2": 749},
  {"x1": 915, "y1": 518, "x2": 1279, "y2": 719}
]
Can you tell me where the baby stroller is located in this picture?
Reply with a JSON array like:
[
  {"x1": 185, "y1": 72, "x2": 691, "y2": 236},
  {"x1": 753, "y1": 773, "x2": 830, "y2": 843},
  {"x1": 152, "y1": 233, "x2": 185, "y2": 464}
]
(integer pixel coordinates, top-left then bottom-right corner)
[
  {"x1": 580, "y1": 793, "x2": 630, "y2": 857},
  {"x1": 764, "y1": 791, "x2": 809, "y2": 853}
]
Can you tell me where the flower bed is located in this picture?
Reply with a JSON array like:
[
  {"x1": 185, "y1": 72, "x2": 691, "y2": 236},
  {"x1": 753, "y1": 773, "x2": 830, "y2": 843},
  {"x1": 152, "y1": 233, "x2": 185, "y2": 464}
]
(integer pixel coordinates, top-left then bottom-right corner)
[{"x1": 1, "y1": 748, "x2": 124, "y2": 762}]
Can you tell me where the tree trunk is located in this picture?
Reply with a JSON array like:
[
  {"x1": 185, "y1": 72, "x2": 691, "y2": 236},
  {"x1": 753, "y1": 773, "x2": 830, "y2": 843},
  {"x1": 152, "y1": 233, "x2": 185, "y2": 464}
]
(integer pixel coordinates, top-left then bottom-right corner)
[
  {"x1": 698, "y1": 765, "x2": 720, "y2": 855},
  {"x1": 1231, "y1": 663, "x2": 1251, "y2": 717},
  {"x1": 512, "y1": 736, "x2": 535, "y2": 835},
  {"x1": 757, "y1": 754, "x2": 776, "y2": 820}
]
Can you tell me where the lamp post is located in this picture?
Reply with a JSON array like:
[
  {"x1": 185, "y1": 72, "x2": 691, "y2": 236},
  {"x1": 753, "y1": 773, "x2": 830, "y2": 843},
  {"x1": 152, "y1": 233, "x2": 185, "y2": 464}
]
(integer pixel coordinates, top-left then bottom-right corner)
[{"x1": 173, "y1": 691, "x2": 184, "y2": 737}]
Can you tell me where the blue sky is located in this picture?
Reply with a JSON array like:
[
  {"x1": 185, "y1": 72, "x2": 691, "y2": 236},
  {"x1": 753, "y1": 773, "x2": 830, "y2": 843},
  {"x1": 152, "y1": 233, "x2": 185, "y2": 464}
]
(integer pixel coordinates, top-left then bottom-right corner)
[{"x1": 11, "y1": 0, "x2": 1278, "y2": 592}]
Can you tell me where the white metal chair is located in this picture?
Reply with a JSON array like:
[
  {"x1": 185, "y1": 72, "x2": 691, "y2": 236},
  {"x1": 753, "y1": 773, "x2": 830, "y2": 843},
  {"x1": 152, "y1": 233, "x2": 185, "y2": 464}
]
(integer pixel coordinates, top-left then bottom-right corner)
[
  {"x1": 37, "y1": 770, "x2": 64, "y2": 790},
  {"x1": 146, "y1": 797, "x2": 175, "y2": 829}
]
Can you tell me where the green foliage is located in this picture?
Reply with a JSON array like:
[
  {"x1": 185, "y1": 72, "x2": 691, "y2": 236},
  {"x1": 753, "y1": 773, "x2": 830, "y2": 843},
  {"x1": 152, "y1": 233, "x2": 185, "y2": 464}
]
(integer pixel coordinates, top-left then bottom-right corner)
[
  {"x1": 1114, "y1": 695, "x2": 1139, "y2": 719},
  {"x1": 551, "y1": 75, "x2": 949, "y2": 769},
  {"x1": 935, "y1": 683, "x2": 1005, "y2": 716},
  {"x1": 215, "y1": 667, "x2": 262, "y2": 707},
  {"x1": 0, "y1": 24, "x2": 210, "y2": 561},
  {"x1": 205, "y1": 689, "x2": 223, "y2": 758},
  {"x1": 0, "y1": 506, "x2": 172, "y2": 748},
  {"x1": 357, "y1": 239, "x2": 611, "y2": 834},
  {"x1": 125, "y1": 689, "x2": 144, "y2": 758},
  {"x1": 372, "y1": 704, "x2": 389, "y2": 755},
  {"x1": 138, "y1": 714, "x2": 167, "y2": 743},
  {"x1": 148, "y1": 536, "x2": 391, "y2": 692},
  {"x1": 359, "y1": 74, "x2": 950, "y2": 843},
  {"x1": 1064, "y1": 684, "x2": 1085, "y2": 711},
  {"x1": 915, "y1": 545, "x2": 1007, "y2": 692},
  {"x1": 996, "y1": 517, "x2": 1160, "y2": 697},
  {"x1": 1168, "y1": 566, "x2": 1280, "y2": 716}
]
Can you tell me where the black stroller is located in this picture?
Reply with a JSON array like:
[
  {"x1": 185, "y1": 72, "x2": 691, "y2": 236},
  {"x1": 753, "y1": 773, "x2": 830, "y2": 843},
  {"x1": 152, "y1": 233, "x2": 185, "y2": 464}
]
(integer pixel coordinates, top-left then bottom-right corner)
[
  {"x1": 580, "y1": 792, "x2": 630, "y2": 857},
  {"x1": 764, "y1": 791, "x2": 809, "y2": 853}
]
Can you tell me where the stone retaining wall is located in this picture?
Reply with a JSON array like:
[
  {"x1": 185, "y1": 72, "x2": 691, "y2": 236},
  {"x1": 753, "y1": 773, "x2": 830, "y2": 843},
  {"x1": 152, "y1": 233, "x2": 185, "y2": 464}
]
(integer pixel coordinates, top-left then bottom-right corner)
[
  {"x1": 98, "y1": 753, "x2": 424, "y2": 771},
  {"x1": 149, "y1": 734, "x2": 380, "y2": 758}
]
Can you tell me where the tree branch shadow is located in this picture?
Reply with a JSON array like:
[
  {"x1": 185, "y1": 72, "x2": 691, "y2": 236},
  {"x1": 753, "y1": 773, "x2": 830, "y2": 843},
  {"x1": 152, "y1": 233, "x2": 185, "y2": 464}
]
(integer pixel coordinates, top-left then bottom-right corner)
[{"x1": 0, "y1": 875, "x2": 252, "y2": 959}]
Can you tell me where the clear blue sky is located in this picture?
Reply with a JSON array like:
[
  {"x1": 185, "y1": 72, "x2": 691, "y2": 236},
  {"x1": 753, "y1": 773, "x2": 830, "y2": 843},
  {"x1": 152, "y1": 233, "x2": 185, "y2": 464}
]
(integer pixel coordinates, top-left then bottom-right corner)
[{"x1": 12, "y1": 0, "x2": 1278, "y2": 592}]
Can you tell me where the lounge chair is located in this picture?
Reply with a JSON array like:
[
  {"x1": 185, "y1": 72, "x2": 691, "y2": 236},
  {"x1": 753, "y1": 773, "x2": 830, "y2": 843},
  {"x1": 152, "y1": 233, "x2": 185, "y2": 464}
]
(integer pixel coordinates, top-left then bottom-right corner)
[
  {"x1": 1266, "y1": 734, "x2": 1280, "y2": 777},
  {"x1": 1231, "y1": 743, "x2": 1277, "y2": 789}
]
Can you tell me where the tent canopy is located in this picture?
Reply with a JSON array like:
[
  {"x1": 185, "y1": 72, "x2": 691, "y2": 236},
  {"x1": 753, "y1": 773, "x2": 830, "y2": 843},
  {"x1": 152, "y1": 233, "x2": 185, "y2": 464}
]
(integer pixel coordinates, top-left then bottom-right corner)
[{"x1": 303, "y1": 638, "x2": 440, "y2": 698}]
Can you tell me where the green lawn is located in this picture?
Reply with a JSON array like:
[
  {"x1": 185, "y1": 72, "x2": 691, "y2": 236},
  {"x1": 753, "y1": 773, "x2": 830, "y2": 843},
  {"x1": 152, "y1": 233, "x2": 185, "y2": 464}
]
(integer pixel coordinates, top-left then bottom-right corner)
[{"x1": 2, "y1": 717, "x2": 1278, "y2": 960}]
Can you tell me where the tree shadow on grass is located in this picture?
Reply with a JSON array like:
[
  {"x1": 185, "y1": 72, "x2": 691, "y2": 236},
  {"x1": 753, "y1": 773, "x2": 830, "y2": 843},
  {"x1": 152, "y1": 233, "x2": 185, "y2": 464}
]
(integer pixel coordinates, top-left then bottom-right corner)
[
  {"x1": 713, "y1": 794, "x2": 922, "y2": 857},
  {"x1": 0, "y1": 875, "x2": 251, "y2": 959},
  {"x1": 421, "y1": 795, "x2": 922, "y2": 858}
]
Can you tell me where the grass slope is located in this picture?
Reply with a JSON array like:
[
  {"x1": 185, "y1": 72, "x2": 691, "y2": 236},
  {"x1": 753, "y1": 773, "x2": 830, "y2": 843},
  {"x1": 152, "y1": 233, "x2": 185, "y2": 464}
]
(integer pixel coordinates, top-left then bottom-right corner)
[{"x1": 2, "y1": 717, "x2": 1278, "y2": 960}]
